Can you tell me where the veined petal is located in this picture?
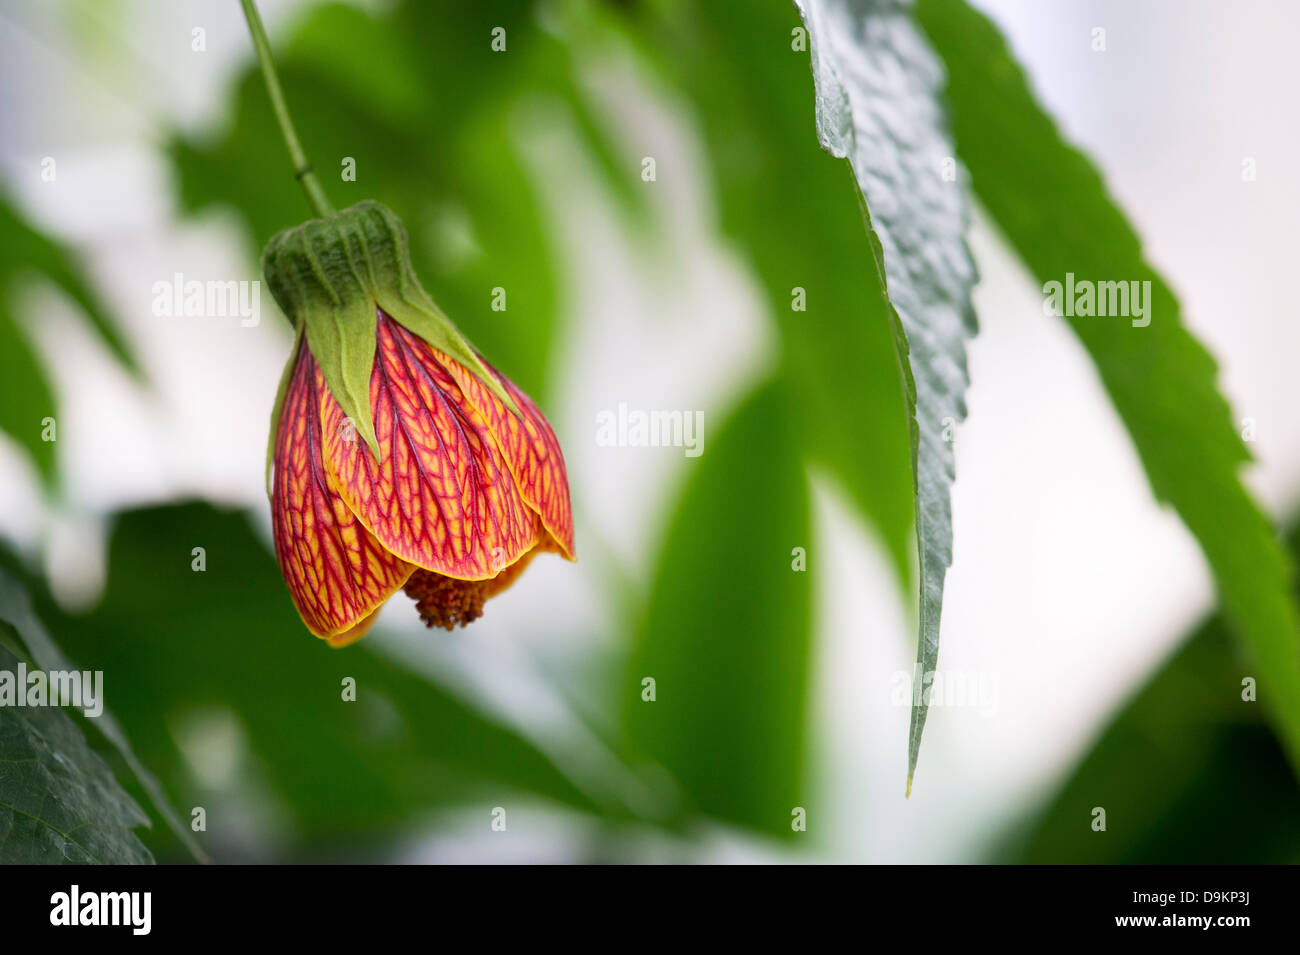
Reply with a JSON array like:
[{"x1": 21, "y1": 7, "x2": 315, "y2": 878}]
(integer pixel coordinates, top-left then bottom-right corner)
[
  {"x1": 320, "y1": 312, "x2": 537, "y2": 579},
  {"x1": 446, "y1": 356, "x2": 575, "y2": 559},
  {"x1": 272, "y1": 339, "x2": 415, "y2": 639},
  {"x1": 324, "y1": 606, "x2": 383, "y2": 649}
]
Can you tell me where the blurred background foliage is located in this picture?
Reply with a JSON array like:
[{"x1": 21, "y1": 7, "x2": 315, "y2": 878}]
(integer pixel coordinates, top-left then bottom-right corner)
[
  {"x1": 0, "y1": 192, "x2": 138, "y2": 490},
  {"x1": 1001, "y1": 524, "x2": 1300, "y2": 865},
  {"x1": 0, "y1": 0, "x2": 1296, "y2": 863}
]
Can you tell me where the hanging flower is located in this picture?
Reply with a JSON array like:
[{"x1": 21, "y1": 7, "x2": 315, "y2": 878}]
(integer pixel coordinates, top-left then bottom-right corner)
[{"x1": 264, "y1": 201, "x2": 574, "y2": 647}]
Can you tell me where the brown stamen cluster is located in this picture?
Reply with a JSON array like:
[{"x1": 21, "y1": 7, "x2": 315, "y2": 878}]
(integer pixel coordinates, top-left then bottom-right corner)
[
  {"x1": 403, "y1": 570, "x2": 491, "y2": 630},
  {"x1": 402, "y1": 546, "x2": 543, "y2": 631}
]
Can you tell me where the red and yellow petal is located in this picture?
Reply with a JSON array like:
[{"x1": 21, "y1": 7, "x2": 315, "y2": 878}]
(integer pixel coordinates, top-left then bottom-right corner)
[
  {"x1": 323, "y1": 607, "x2": 383, "y2": 648},
  {"x1": 446, "y1": 355, "x2": 575, "y2": 559},
  {"x1": 320, "y1": 312, "x2": 537, "y2": 580},
  {"x1": 271, "y1": 339, "x2": 415, "y2": 639}
]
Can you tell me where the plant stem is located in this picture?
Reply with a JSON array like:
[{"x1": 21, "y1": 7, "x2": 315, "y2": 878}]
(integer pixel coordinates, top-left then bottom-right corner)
[{"x1": 238, "y1": 0, "x2": 334, "y2": 218}]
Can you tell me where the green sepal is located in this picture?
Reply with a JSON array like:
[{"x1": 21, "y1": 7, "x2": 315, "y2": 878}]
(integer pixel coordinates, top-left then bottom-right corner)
[
  {"x1": 344, "y1": 201, "x2": 520, "y2": 418},
  {"x1": 261, "y1": 200, "x2": 518, "y2": 464}
]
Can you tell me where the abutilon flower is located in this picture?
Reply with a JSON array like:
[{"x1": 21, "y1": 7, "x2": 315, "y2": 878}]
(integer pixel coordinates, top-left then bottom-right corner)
[{"x1": 263, "y1": 200, "x2": 574, "y2": 647}]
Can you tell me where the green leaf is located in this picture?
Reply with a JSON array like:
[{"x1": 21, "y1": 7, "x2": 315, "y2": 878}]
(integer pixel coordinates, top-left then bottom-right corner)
[
  {"x1": 795, "y1": 0, "x2": 979, "y2": 792},
  {"x1": 0, "y1": 294, "x2": 57, "y2": 486},
  {"x1": 0, "y1": 572, "x2": 207, "y2": 862},
  {"x1": 917, "y1": 0, "x2": 1300, "y2": 775},
  {"x1": 0, "y1": 192, "x2": 138, "y2": 488},
  {"x1": 1006, "y1": 524, "x2": 1300, "y2": 864},
  {"x1": 0, "y1": 637, "x2": 153, "y2": 864},
  {"x1": 624, "y1": 381, "x2": 812, "y2": 836}
]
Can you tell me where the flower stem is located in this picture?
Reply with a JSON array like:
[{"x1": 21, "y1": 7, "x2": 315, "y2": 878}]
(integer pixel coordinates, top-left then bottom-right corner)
[{"x1": 238, "y1": 0, "x2": 334, "y2": 218}]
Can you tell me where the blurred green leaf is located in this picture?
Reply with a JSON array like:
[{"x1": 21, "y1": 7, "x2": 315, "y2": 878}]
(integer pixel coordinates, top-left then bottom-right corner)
[
  {"x1": 0, "y1": 292, "x2": 56, "y2": 486},
  {"x1": 796, "y1": 0, "x2": 979, "y2": 792},
  {"x1": 0, "y1": 192, "x2": 136, "y2": 372},
  {"x1": 1006, "y1": 524, "x2": 1300, "y2": 864},
  {"x1": 629, "y1": 0, "x2": 914, "y2": 586},
  {"x1": 286, "y1": 3, "x2": 428, "y2": 125},
  {"x1": 625, "y1": 381, "x2": 812, "y2": 836},
  {"x1": 918, "y1": 0, "x2": 1300, "y2": 775},
  {"x1": 20, "y1": 502, "x2": 622, "y2": 858},
  {"x1": 0, "y1": 573, "x2": 206, "y2": 862},
  {"x1": 0, "y1": 635, "x2": 152, "y2": 864},
  {"x1": 0, "y1": 192, "x2": 138, "y2": 488}
]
